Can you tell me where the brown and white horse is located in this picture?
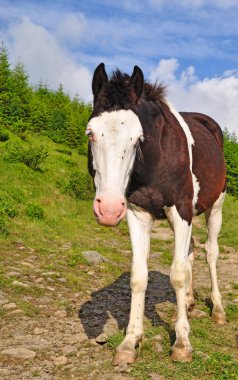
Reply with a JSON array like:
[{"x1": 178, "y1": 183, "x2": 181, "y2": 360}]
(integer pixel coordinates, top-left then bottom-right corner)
[{"x1": 86, "y1": 63, "x2": 227, "y2": 364}]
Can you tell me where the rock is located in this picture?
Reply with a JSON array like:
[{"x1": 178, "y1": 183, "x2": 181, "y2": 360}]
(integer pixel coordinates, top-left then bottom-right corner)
[
  {"x1": 232, "y1": 298, "x2": 238, "y2": 303},
  {"x1": 55, "y1": 310, "x2": 67, "y2": 318},
  {"x1": 2, "y1": 303, "x2": 17, "y2": 310},
  {"x1": 188, "y1": 309, "x2": 207, "y2": 318},
  {"x1": 6, "y1": 271, "x2": 21, "y2": 277},
  {"x1": 0, "y1": 293, "x2": 7, "y2": 300},
  {"x1": 61, "y1": 345, "x2": 77, "y2": 356},
  {"x1": 152, "y1": 334, "x2": 163, "y2": 342},
  {"x1": 35, "y1": 277, "x2": 44, "y2": 283},
  {"x1": 58, "y1": 277, "x2": 67, "y2": 283},
  {"x1": 46, "y1": 286, "x2": 55, "y2": 291},
  {"x1": 103, "y1": 323, "x2": 118, "y2": 337},
  {"x1": 114, "y1": 362, "x2": 129, "y2": 373},
  {"x1": 81, "y1": 250, "x2": 109, "y2": 264},
  {"x1": 0, "y1": 369, "x2": 9, "y2": 377},
  {"x1": 196, "y1": 351, "x2": 210, "y2": 360},
  {"x1": 22, "y1": 262, "x2": 34, "y2": 268},
  {"x1": 154, "y1": 342, "x2": 163, "y2": 353},
  {"x1": 1, "y1": 347, "x2": 36, "y2": 360},
  {"x1": 16, "y1": 243, "x2": 26, "y2": 250},
  {"x1": 8, "y1": 309, "x2": 23, "y2": 315},
  {"x1": 149, "y1": 374, "x2": 166, "y2": 380},
  {"x1": 63, "y1": 333, "x2": 88, "y2": 345},
  {"x1": 42, "y1": 271, "x2": 60, "y2": 277},
  {"x1": 95, "y1": 333, "x2": 108, "y2": 344},
  {"x1": 0, "y1": 299, "x2": 9, "y2": 305},
  {"x1": 33, "y1": 327, "x2": 46, "y2": 335},
  {"x1": 12, "y1": 280, "x2": 29, "y2": 288},
  {"x1": 54, "y1": 355, "x2": 68, "y2": 367}
]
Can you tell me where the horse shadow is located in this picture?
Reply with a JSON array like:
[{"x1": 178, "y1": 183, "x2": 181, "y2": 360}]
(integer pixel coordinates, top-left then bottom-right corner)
[{"x1": 78, "y1": 270, "x2": 176, "y2": 341}]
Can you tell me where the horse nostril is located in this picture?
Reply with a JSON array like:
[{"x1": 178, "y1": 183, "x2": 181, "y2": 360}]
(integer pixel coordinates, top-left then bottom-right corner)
[{"x1": 122, "y1": 201, "x2": 125, "y2": 206}]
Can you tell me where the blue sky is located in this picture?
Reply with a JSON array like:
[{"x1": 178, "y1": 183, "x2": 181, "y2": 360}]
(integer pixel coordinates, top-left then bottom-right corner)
[{"x1": 0, "y1": 0, "x2": 238, "y2": 133}]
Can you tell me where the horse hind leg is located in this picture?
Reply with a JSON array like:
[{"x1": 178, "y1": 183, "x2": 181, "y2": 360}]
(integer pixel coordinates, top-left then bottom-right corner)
[
  {"x1": 205, "y1": 192, "x2": 226, "y2": 325},
  {"x1": 171, "y1": 235, "x2": 195, "y2": 323},
  {"x1": 186, "y1": 236, "x2": 196, "y2": 312},
  {"x1": 168, "y1": 217, "x2": 195, "y2": 320}
]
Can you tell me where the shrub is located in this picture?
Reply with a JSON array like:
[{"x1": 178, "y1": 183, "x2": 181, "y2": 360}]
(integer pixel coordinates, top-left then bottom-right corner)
[
  {"x1": 0, "y1": 211, "x2": 9, "y2": 236},
  {"x1": 59, "y1": 171, "x2": 94, "y2": 200},
  {"x1": 4, "y1": 139, "x2": 48, "y2": 170},
  {"x1": 0, "y1": 191, "x2": 18, "y2": 218},
  {"x1": 56, "y1": 148, "x2": 72, "y2": 156},
  {"x1": 26, "y1": 204, "x2": 44, "y2": 219},
  {"x1": 21, "y1": 144, "x2": 48, "y2": 170},
  {"x1": 223, "y1": 129, "x2": 238, "y2": 198},
  {"x1": 0, "y1": 128, "x2": 9, "y2": 142}
]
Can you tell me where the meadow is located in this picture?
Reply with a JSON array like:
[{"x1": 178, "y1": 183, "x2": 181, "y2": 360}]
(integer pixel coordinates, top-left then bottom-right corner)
[{"x1": 0, "y1": 133, "x2": 237, "y2": 380}]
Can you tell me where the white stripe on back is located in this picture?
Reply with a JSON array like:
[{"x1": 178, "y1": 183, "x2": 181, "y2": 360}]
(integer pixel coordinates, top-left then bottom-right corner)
[{"x1": 166, "y1": 102, "x2": 200, "y2": 207}]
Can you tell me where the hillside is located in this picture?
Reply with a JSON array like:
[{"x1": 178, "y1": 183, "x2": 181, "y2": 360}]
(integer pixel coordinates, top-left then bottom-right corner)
[
  {"x1": 0, "y1": 132, "x2": 237, "y2": 380},
  {"x1": 0, "y1": 44, "x2": 238, "y2": 379}
]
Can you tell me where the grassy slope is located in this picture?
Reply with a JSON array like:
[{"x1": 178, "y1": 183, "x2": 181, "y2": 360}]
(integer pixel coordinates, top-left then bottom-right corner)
[
  {"x1": 0, "y1": 134, "x2": 133, "y2": 302},
  {"x1": 0, "y1": 134, "x2": 237, "y2": 379}
]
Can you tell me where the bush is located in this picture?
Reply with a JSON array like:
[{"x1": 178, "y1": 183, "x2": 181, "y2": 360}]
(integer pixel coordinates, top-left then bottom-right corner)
[
  {"x1": 0, "y1": 191, "x2": 18, "y2": 218},
  {"x1": 4, "y1": 139, "x2": 48, "y2": 170},
  {"x1": 56, "y1": 148, "x2": 72, "y2": 156},
  {"x1": 224, "y1": 129, "x2": 238, "y2": 198},
  {"x1": 0, "y1": 211, "x2": 9, "y2": 236},
  {"x1": 59, "y1": 171, "x2": 94, "y2": 200},
  {"x1": 25, "y1": 204, "x2": 44, "y2": 219},
  {"x1": 0, "y1": 128, "x2": 9, "y2": 142},
  {"x1": 0, "y1": 192, "x2": 17, "y2": 236}
]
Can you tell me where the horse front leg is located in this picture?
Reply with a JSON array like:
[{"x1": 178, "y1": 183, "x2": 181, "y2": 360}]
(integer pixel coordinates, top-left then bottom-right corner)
[
  {"x1": 165, "y1": 205, "x2": 193, "y2": 362},
  {"x1": 112, "y1": 204, "x2": 153, "y2": 366}
]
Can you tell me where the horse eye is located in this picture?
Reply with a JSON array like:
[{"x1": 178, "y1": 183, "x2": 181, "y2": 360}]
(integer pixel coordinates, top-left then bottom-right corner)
[{"x1": 86, "y1": 129, "x2": 94, "y2": 138}]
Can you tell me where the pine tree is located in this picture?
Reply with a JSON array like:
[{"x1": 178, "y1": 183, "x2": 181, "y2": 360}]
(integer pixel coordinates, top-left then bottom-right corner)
[
  {"x1": 0, "y1": 43, "x2": 12, "y2": 125},
  {"x1": 10, "y1": 61, "x2": 32, "y2": 130},
  {"x1": 223, "y1": 127, "x2": 238, "y2": 198},
  {"x1": 30, "y1": 82, "x2": 51, "y2": 132},
  {"x1": 49, "y1": 84, "x2": 70, "y2": 142}
]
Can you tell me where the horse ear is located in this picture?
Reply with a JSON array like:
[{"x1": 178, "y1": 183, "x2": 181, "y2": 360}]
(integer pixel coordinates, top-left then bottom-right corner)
[
  {"x1": 130, "y1": 65, "x2": 144, "y2": 101},
  {"x1": 92, "y1": 63, "x2": 108, "y2": 100}
]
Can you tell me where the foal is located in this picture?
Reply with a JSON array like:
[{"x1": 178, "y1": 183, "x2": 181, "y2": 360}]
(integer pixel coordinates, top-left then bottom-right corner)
[{"x1": 86, "y1": 63, "x2": 227, "y2": 364}]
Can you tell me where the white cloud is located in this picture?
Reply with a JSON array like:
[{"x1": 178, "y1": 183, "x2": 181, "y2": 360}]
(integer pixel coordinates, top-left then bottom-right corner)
[
  {"x1": 150, "y1": 59, "x2": 238, "y2": 134},
  {"x1": 55, "y1": 12, "x2": 88, "y2": 44},
  {"x1": 149, "y1": 58, "x2": 179, "y2": 84},
  {"x1": 148, "y1": 0, "x2": 238, "y2": 9},
  {"x1": 5, "y1": 16, "x2": 92, "y2": 101}
]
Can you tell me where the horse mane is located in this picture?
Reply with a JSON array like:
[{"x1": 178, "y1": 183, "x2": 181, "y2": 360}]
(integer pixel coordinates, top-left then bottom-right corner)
[
  {"x1": 110, "y1": 69, "x2": 167, "y2": 106},
  {"x1": 143, "y1": 82, "x2": 167, "y2": 104}
]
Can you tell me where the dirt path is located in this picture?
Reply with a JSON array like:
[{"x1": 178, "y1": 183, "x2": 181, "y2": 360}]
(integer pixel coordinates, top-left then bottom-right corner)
[{"x1": 0, "y1": 223, "x2": 237, "y2": 380}]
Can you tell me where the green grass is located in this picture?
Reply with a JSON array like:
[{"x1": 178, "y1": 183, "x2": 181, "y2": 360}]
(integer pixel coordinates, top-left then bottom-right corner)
[
  {"x1": 193, "y1": 194, "x2": 238, "y2": 249},
  {"x1": 0, "y1": 133, "x2": 238, "y2": 380}
]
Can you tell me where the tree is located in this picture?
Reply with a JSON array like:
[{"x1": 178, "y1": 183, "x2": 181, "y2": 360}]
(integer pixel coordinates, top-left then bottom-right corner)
[
  {"x1": 66, "y1": 95, "x2": 91, "y2": 152},
  {"x1": 0, "y1": 43, "x2": 12, "y2": 124},
  {"x1": 223, "y1": 128, "x2": 238, "y2": 198},
  {"x1": 10, "y1": 61, "x2": 32, "y2": 130}
]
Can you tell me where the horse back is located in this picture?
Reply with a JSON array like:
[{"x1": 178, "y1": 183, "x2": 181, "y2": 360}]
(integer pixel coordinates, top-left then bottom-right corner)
[
  {"x1": 181, "y1": 112, "x2": 226, "y2": 215},
  {"x1": 181, "y1": 112, "x2": 224, "y2": 150}
]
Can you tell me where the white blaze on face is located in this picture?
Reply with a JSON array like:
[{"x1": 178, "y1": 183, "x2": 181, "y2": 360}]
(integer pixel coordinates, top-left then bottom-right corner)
[
  {"x1": 87, "y1": 109, "x2": 143, "y2": 196},
  {"x1": 86, "y1": 109, "x2": 143, "y2": 227}
]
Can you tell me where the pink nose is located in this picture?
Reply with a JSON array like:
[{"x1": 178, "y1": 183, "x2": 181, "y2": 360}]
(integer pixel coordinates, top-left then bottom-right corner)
[{"x1": 93, "y1": 194, "x2": 127, "y2": 226}]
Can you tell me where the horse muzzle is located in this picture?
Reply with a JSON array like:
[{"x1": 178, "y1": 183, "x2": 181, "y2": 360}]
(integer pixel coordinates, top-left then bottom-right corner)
[{"x1": 93, "y1": 193, "x2": 127, "y2": 227}]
